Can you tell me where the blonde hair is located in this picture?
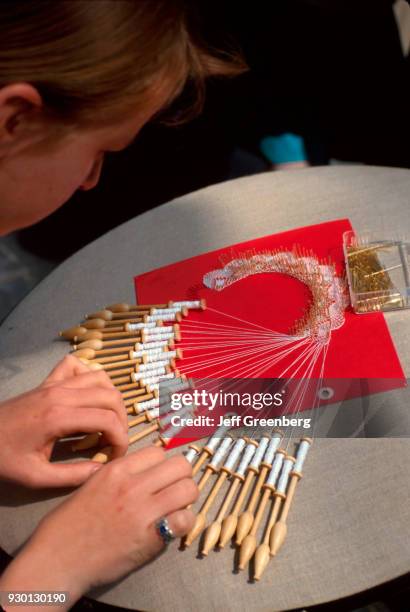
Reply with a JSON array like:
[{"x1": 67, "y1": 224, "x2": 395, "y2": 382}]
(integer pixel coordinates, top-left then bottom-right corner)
[{"x1": 0, "y1": 0, "x2": 244, "y2": 127}]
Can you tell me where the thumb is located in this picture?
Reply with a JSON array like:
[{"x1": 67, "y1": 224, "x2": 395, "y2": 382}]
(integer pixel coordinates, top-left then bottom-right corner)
[
  {"x1": 33, "y1": 461, "x2": 103, "y2": 488},
  {"x1": 43, "y1": 355, "x2": 90, "y2": 385}
]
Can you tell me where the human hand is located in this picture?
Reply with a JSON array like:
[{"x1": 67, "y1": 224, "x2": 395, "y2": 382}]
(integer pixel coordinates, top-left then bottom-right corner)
[
  {"x1": 0, "y1": 355, "x2": 128, "y2": 488},
  {"x1": 0, "y1": 447, "x2": 198, "y2": 609}
]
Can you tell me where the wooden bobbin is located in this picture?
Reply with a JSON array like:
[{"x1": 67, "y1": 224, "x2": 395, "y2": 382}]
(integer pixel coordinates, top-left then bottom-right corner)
[
  {"x1": 75, "y1": 410, "x2": 157, "y2": 455},
  {"x1": 202, "y1": 437, "x2": 257, "y2": 555},
  {"x1": 253, "y1": 496, "x2": 283, "y2": 581},
  {"x1": 117, "y1": 380, "x2": 151, "y2": 393},
  {"x1": 73, "y1": 345, "x2": 145, "y2": 360},
  {"x1": 91, "y1": 420, "x2": 160, "y2": 464},
  {"x1": 78, "y1": 318, "x2": 111, "y2": 330},
  {"x1": 191, "y1": 425, "x2": 233, "y2": 477},
  {"x1": 218, "y1": 469, "x2": 254, "y2": 549},
  {"x1": 108, "y1": 310, "x2": 150, "y2": 320},
  {"x1": 59, "y1": 326, "x2": 88, "y2": 340},
  {"x1": 72, "y1": 330, "x2": 104, "y2": 342},
  {"x1": 72, "y1": 432, "x2": 101, "y2": 452},
  {"x1": 124, "y1": 320, "x2": 164, "y2": 333},
  {"x1": 185, "y1": 467, "x2": 232, "y2": 548},
  {"x1": 184, "y1": 435, "x2": 241, "y2": 548},
  {"x1": 85, "y1": 309, "x2": 115, "y2": 321},
  {"x1": 237, "y1": 443, "x2": 285, "y2": 574},
  {"x1": 191, "y1": 447, "x2": 213, "y2": 477},
  {"x1": 78, "y1": 359, "x2": 104, "y2": 371},
  {"x1": 269, "y1": 488, "x2": 294, "y2": 554},
  {"x1": 127, "y1": 413, "x2": 151, "y2": 429},
  {"x1": 73, "y1": 337, "x2": 141, "y2": 350},
  {"x1": 93, "y1": 358, "x2": 141, "y2": 372},
  {"x1": 83, "y1": 320, "x2": 125, "y2": 332},
  {"x1": 124, "y1": 392, "x2": 155, "y2": 410},
  {"x1": 143, "y1": 312, "x2": 182, "y2": 324},
  {"x1": 121, "y1": 387, "x2": 150, "y2": 400},
  {"x1": 201, "y1": 475, "x2": 241, "y2": 556},
  {"x1": 106, "y1": 302, "x2": 172, "y2": 312},
  {"x1": 107, "y1": 366, "x2": 137, "y2": 378},
  {"x1": 84, "y1": 353, "x2": 129, "y2": 364},
  {"x1": 86, "y1": 309, "x2": 149, "y2": 322},
  {"x1": 73, "y1": 329, "x2": 142, "y2": 342},
  {"x1": 196, "y1": 456, "x2": 220, "y2": 493},
  {"x1": 111, "y1": 374, "x2": 133, "y2": 385},
  {"x1": 269, "y1": 437, "x2": 312, "y2": 556},
  {"x1": 238, "y1": 486, "x2": 272, "y2": 571},
  {"x1": 236, "y1": 462, "x2": 270, "y2": 545},
  {"x1": 103, "y1": 318, "x2": 145, "y2": 327}
]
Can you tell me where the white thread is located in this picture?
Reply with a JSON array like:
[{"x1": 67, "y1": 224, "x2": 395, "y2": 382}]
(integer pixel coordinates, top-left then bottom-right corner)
[
  {"x1": 136, "y1": 340, "x2": 169, "y2": 351},
  {"x1": 132, "y1": 366, "x2": 166, "y2": 381},
  {"x1": 209, "y1": 436, "x2": 233, "y2": 469},
  {"x1": 185, "y1": 447, "x2": 199, "y2": 463},
  {"x1": 145, "y1": 314, "x2": 177, "y2": 323},
  {"x1": 205, "y1": 419, "x2": 235, "y2": 452},
  {"x1": 265, "y1": 452, "x2": 285, "y2": 488},
  {"x1": 159, "y1": 420, "x2": 186, "y2": 442},
  {"x1": 158, "y1": 382, "x2": 190, "y2": 401},
  {"x1": 138, "y1": 360, "x2": 170, "y2": 372},
  {"x1": 146, "y1": 350, "x2": 179, "y2": 364},
  {"x1": 172, "y1": 300, "x2": 202, "y2": 309},
  {"x1": 263, "y1": 433, "x2": 282, "y2": 466},
  {"x1": 159, "y1": 403, "x2": 195, "y2": 441},
  {"x1": 140, "y1": 372, "x2": 175, "y2": 387},
  {"x1": 144, "y1": 328, "x2": 175, "y2": 337},
  {"x1": 130, "y1": 348, "x2": 164, "y2": 359},
  {"x1": 293, "y1": 439, "x2": 311, "y2": 474},
  {"x1": 276, "y1": 457, "x2": 294, "y2": 496},
  {"x1": 235, "y1": 442, "x2": 257, "y2": 477},
  {"x1": 133, "y1": 407, "x2": 159, "y2": 420},
  {"x1": 160, "y1": 402, "x2": 192, "y2": 427},
  {"x1": 127, "y1": 322, "x2": 158, "y2": 331},
  {"x1": 143, "y1": 332, "x2": 174, "y2": 343},
  {"x1": 203, "y1": 251, "x2": 349, "y2": 342},
  {"x1": 145, "y1": 350, "x2": 169, "y2": 363},
  {"x1": 135, "y1": 398, "x2": 159, "y2": 413},
  {"x1": 249, "y1": 436, "x2": 270, "y2": 471},
  {"x1": 222, "y1": 437, "x2": 247, "y2": 472},
  {"x1": 151, "y1": 307, "x2": 183, "y2": 316}
]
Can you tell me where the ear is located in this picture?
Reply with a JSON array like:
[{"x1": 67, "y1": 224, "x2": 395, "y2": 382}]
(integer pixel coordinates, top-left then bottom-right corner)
[{"x1": 0, "y1": 83, "x2": 43, "y2": 153}]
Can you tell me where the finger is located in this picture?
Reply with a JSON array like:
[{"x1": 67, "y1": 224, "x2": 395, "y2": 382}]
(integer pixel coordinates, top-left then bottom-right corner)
[
  {"x1": 43, "y1": 355, "x2": 90, "y2": 384},
  {"x1": 165, "y1": 509, "x2": 196, "y2": 538},
  {"x1": 152, "y1": 478, "x2": 199, "y2": 517},
  {"x1": 151, "y1": 509, "x2": 195, "y2": 547},
  {"x1": 111, "y1": 446, "x2": 167, "y2": 476},
  {"x1": 27, "y1": 459, "x2": 103, "y2": 489},
  {"x1": 53, "y1": 386, "x2": 128, "y2": 433},
  {"x1": 50, "y1": 407, "x2": 128, "y2": 459},
  {"x1": 55, "y1": 370, "x2": 115, "y2": 392},
  {"x1": 138, "y1": 455, "x2": 193, "y2": 494}
]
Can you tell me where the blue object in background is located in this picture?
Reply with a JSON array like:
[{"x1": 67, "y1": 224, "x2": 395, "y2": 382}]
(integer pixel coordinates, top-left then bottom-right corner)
[{"x1": 260, "y1": 132, "x2": 307, "y2": 164}]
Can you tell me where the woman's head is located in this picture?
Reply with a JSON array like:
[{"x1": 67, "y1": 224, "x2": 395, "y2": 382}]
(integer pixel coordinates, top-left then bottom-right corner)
[{"x1": 0, "y1": 0, "x2": 242, "y2": 234}]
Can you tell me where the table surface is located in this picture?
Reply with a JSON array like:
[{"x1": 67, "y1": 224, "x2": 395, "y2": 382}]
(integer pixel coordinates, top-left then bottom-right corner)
[{"x1": 0, "y1": 166, "x2": 409, "y2": 612}]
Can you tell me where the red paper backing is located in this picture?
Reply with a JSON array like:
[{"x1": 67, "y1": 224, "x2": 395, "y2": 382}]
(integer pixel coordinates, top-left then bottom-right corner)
[{"x1": 135, "y1": 219, "x2": 406, "y2": 446}]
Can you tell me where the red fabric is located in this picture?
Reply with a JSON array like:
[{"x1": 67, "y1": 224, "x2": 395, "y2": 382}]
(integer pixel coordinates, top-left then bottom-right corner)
[
  {"x1": 136, "y1": 219, "x2": 404, "y2": 378},
  {"x1": 135, "y1": 219, "x2": 405, "y2": 446}
]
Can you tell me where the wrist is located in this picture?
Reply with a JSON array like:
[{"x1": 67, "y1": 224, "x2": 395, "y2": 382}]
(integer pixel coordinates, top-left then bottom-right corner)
[{"x1": 0, "y1": 540, "x2": 86, "y2": 611}]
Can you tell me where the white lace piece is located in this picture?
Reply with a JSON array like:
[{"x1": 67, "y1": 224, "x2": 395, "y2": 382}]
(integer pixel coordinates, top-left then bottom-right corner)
[{"x1": 203, "y1": 251, "x2": 348, "y2": 343}]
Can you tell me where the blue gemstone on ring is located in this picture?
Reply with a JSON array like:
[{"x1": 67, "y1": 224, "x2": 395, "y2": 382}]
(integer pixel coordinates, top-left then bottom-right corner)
[{"x1": 156, "y1": 518, "x2": 175, "y2": 543}]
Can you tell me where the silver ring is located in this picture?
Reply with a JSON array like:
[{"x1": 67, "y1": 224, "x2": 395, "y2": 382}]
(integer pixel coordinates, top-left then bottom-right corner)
[{"x1": 156, "y1": 517, "x2": 175, "y2": 544}]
